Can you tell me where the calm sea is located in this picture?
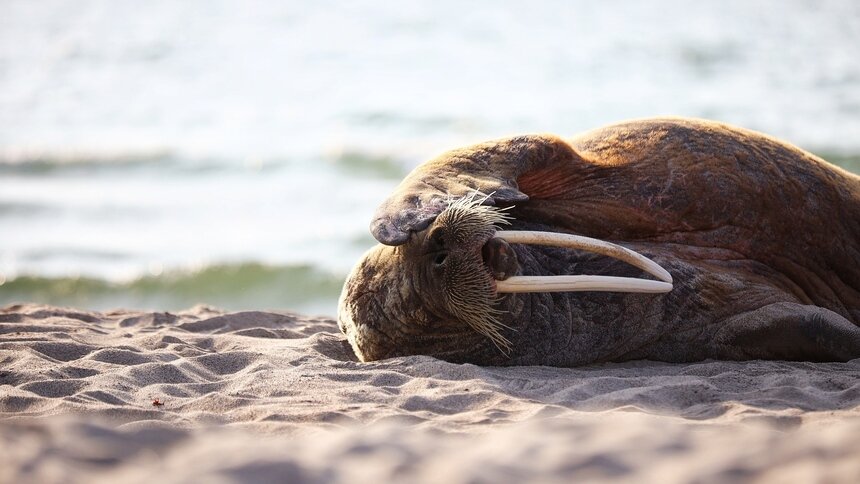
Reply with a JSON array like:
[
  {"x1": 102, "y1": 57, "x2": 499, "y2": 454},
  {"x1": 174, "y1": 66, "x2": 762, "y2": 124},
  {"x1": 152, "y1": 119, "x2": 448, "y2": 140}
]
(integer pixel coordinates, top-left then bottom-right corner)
[{"x1": 1, "y1": 0, "x2": 859, "y2": 316}]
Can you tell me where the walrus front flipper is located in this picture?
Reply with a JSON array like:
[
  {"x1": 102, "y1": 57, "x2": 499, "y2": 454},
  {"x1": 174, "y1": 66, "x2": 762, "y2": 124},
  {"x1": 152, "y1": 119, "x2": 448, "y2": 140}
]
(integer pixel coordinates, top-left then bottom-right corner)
[
  {"x1": 370, "y1": 135, "x2": 575, "y2": 245},
  {"x1": 715, "y1": 303, "x2": 860, "y2": 361}
]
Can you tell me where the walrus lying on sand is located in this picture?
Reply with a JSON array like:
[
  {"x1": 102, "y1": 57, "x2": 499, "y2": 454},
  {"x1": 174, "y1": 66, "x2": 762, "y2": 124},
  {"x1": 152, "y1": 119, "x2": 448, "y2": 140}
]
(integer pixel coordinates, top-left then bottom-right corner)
[{"x1": 338, "y1": 118, "x2": 860, "y2": 366}]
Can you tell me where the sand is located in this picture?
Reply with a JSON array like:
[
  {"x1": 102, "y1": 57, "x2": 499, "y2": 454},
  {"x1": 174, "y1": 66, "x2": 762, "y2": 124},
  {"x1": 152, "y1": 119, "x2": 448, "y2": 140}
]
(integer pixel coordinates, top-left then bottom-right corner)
[{"x1": 1, "y1": 304, "x2": 858, "y2": 483}]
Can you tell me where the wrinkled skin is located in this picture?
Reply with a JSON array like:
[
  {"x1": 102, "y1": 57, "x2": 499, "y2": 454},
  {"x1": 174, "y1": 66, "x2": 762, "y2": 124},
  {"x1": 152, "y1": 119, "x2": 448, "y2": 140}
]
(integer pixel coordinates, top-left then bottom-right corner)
[{"x1": 338, "y1": 118, "x2": 860, "y2": 366}]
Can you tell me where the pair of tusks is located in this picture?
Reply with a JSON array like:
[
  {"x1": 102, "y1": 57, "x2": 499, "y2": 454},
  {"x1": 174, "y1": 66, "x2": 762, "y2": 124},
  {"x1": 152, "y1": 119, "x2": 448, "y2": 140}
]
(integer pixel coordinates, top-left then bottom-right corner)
[{"x1": 492, "y1": 230, "x2": 673, "y2": 294}]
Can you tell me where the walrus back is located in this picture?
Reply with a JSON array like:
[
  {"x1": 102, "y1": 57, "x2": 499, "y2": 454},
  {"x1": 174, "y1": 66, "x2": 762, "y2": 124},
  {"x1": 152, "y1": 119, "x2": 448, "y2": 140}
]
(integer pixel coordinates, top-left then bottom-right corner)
[{"x1": 512, "y1": 118, "x2": 860, "y2": 322}]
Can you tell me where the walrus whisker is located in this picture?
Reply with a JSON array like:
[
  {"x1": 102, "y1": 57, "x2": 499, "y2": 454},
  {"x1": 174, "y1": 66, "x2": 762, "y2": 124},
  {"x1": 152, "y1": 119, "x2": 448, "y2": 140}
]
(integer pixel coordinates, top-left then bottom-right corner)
[
  {"x1": 442, "y1": 190, "x2": 514, "y2": 232},
  {"x1": 494, "y1": 230, "x2": 673, "y2": 294},
  {"x1": 432, "y1": 192, "x2": 520, "y2": 354}
]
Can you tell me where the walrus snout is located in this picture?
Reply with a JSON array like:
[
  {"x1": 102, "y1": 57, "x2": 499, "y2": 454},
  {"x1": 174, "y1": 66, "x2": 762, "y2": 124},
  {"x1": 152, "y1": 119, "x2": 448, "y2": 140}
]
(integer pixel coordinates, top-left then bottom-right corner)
[{"x1": 482, "y1": 237, "x2": 518, "y2": 280}]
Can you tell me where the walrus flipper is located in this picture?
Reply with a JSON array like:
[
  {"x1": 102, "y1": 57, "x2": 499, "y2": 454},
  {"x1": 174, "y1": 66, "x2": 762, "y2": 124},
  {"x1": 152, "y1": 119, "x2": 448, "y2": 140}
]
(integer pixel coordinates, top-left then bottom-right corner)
[
  {"x1": 370, "y1": 135, "x2": 575, "y2": 245},
  {"x1": 715, "y1": 303, "x2": 860, "y2": 362}
]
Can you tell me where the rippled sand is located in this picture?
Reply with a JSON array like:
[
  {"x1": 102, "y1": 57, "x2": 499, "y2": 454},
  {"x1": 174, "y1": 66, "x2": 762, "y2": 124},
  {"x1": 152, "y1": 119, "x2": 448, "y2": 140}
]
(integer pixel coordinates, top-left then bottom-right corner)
[{"x1": 1, "y1": 304, "x2": 858, "y2": 483}]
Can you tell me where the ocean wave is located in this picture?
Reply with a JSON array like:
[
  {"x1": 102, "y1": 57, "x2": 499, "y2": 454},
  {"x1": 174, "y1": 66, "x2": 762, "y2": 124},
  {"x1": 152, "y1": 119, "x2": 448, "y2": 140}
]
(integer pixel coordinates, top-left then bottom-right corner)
[
  {"x1": 0, "y1": 147, "x2": 417, "y2": 178},
  {"x1": 0, "y1": 150, "x2": 267, "y2": 176},
  {"x1": 0, "y1": 263, "x2": 345, "y2": 317},
  {"x1": 0, "y1": 149, "x2": 175, "y2": 171},
  {"x1": 329, "y1": 149, "x2": 409, "y2": 179},
  {"x1": 0, "y1": 201, "x2": 54, "y2": 216}
]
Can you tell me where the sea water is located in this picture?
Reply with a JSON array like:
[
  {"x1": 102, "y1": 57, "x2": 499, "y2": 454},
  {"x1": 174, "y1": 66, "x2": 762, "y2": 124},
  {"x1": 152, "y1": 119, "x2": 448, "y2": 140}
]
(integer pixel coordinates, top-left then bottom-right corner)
[{"x1": 1, "y1": 0, "x2": 859, "y2": 316}]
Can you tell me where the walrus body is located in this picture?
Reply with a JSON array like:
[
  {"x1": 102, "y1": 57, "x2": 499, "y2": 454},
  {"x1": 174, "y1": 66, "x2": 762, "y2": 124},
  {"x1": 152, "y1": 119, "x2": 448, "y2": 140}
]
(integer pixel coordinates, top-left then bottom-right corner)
[{"x1": 338, "y1": 118, "x2": 860, "y2": 366}]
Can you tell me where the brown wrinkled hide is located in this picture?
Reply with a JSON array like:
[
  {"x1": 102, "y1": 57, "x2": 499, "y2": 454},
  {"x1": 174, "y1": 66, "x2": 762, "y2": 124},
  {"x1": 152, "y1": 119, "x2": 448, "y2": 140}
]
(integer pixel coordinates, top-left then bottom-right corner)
[
  {"x1": 340, "y1": 118, "x2": 860, "y2": 366},
  {"x1": 521, "y1": 121, "x2": 860, "y2": 319}
]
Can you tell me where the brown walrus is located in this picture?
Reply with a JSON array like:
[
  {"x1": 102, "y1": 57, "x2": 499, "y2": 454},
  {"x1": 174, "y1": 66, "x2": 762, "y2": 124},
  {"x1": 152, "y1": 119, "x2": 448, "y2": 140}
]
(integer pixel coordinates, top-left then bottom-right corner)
[{"x1": 338, "y1": 117, "x2": 860, "y2": 366}]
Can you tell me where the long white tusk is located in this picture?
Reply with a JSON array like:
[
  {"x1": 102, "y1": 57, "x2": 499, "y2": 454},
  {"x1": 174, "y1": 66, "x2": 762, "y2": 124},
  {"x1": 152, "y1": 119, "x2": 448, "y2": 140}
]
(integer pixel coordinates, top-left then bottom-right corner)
[
  {"x1": 493, "y1": 230, "x2": 673, "y2": 294},
  {"x1": 495, "y1": 275, "x2": 672, "y2": 294}
]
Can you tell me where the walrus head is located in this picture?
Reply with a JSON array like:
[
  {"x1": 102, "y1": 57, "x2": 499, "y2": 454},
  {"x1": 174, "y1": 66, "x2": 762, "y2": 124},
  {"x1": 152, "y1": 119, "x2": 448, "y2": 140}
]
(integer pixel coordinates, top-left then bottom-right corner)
[
  {"x1": 338, "y1": 192, "x2": 671, "y2": 363},
  {"x1": 338, "y1": 193, "x2": 518, "y2": 362}
]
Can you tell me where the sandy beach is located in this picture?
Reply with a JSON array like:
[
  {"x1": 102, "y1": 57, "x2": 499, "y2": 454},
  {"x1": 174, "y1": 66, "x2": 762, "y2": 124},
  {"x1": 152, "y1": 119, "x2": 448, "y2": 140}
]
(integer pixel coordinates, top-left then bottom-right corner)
[
  {"x1": 3, "y1": 2, "x2": 860, "y2": 482},
  {"x1": 1, "y1": 303, "x2": 858, "y2": 483}
]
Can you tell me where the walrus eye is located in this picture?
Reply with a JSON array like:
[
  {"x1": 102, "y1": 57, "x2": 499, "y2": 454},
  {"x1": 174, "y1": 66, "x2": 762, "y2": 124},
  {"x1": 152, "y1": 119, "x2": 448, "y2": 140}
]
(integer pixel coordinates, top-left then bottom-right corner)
[{"x1": 433, "y1": 252, "x2": 448, "y2": 265}]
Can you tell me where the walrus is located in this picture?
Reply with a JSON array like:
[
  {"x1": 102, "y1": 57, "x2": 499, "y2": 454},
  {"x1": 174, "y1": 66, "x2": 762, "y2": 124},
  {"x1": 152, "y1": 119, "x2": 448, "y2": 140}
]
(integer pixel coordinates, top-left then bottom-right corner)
[{"x1": 338, "y1": 117, "x2": 860, "y2": 366}]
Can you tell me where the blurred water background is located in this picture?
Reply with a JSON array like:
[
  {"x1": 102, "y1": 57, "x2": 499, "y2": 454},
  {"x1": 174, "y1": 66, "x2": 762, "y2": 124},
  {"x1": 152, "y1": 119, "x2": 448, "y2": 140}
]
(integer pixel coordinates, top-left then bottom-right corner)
[{"x1": 1, "y1": 0, "x2": 859, "y2": 316}]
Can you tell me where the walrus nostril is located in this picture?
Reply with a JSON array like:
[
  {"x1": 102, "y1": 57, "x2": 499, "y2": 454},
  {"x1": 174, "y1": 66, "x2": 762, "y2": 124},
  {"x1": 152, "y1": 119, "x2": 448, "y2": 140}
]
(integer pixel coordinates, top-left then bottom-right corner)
[
  {"x1": 482, "y1": 237, "x2": 518, "y2": 280},
  {"x1": 481, "y1": 240, "x2": 493, "y2": 265}
]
